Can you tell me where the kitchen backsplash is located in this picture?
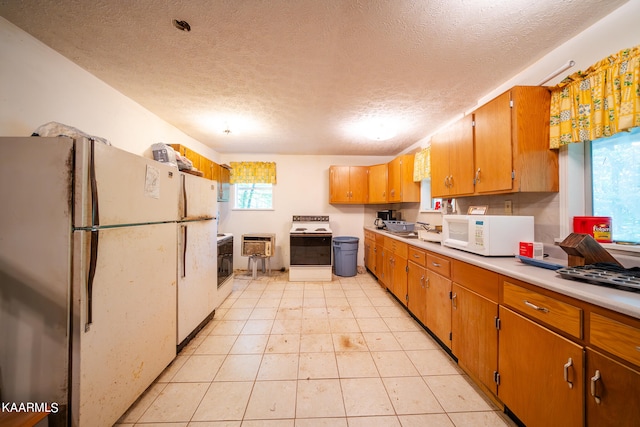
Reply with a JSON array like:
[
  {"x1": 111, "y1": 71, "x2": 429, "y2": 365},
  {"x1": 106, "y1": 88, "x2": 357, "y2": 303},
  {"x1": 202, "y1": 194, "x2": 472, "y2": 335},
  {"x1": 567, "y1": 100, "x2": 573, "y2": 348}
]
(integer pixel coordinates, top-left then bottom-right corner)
[{"x1": 375, "y1": 193, "x2": 561, "y2": 245}]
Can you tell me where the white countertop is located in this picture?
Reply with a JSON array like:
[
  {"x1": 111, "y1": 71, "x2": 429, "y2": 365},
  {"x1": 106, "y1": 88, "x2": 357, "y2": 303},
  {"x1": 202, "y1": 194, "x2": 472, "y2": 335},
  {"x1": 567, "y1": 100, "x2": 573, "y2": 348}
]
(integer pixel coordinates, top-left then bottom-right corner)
[{"x1": 365, "y1": 227, "x2": 640, "y2": 319}]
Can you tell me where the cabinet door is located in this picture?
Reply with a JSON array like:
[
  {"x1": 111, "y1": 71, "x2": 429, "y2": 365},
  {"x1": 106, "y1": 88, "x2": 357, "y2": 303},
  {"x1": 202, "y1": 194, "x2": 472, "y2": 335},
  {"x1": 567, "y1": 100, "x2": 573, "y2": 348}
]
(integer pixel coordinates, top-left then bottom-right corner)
[
  {"x1": 218, "y1": 166, "x2": 230, "y2": 202},
  {"x1": 391, "y1": 254, "x2": 408, "y2": 306},
  {"x1": 364, "y1": 238, "x2": 375, "y2": 273},
  {"x1": 376, "y1": 244, "x2": 387, "y2": 288},
  {"x1": 399, "y1": 154, "x2": 420, "y2": 202},
  {"x1": 474, "y1": 91, "x2": 513, "y2": 193},
  {"x1": 425, "y1": 270, "x2": 451, "y2": 348},
  {"x1": 387, "y1": 157, "x2": 401, "y2": 202},
  {"x1": 200, "y1": 157, "x2": 213, "y2": 180},
  {"x1": 329, "y1": 166, "x2": 351, "y2": 203},
  {"x1": 448, "y1": 115, "x2": 475, "y2": 196},
  {"x1": 408, "y1": 261, "x2": 427, "y2": 324},
  {"x1": 498, "y1": 306, "x2": 584, "y2": 427},
  {"x1": 586, "y1": 348, "x2": 640, "y2": 427},
  {"x1": 368, "y1": 164, "x2": 388, "y2": 203},
  {"x1": 429, "y1": 129, "x2": 450, "y2": 198},
  {"x1": 349, "y1": 166, "x2": 369, "y2": 203},
  {"x1": 451, "y1": 284, "x2": 498, "y2": 394}
]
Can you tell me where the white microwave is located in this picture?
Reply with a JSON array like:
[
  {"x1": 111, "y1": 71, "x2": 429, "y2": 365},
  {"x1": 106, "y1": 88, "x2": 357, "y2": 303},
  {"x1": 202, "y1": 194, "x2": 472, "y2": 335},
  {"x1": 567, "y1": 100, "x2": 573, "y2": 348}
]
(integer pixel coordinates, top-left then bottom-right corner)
[{"x1": 442, "y1": 215, "x2": 534, "y2": 256}]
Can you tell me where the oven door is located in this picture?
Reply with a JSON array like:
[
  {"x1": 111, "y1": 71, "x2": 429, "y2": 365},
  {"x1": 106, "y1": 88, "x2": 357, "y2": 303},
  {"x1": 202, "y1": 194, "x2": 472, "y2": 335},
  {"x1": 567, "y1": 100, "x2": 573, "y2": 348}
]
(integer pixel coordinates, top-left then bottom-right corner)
[
  {"x1": 290, "y1": 234, "x2": 332, "y2": 266},
  {"x1": 217, "y1": 237, "x2": 233, "y2": 287}
]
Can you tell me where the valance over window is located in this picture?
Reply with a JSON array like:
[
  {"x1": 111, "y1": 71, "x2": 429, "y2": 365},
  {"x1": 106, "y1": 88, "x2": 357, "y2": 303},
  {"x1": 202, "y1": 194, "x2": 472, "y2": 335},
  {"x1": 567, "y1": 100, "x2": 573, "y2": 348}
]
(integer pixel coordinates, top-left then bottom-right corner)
[
  {"x1": 413, "y1": 147, "x2": 431, "y2": 182},
  {"x1": 229, "y1": 161, "x2": 277, "y2": 184},
  {"x1": 549, "y1": 45, "x2": 640, "y2": 148}
]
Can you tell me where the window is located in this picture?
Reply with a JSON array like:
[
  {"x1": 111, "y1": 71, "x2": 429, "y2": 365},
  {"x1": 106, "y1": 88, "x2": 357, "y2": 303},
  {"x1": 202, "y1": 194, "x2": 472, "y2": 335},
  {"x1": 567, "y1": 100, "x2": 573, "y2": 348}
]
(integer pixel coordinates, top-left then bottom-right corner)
[
  {"x1": 590, "y1": 127, "x2": 640, "y2": 244},
  {"x1": 234, "y1": 183, "x2": 273, "y2": 210}
]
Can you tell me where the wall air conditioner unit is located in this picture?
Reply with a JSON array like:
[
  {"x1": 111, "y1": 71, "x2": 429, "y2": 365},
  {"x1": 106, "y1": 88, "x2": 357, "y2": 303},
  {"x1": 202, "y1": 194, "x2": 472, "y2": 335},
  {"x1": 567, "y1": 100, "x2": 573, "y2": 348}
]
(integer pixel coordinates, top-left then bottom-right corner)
[{"x1": 241, "y1": 234, "x2": 276, "y2": 257}]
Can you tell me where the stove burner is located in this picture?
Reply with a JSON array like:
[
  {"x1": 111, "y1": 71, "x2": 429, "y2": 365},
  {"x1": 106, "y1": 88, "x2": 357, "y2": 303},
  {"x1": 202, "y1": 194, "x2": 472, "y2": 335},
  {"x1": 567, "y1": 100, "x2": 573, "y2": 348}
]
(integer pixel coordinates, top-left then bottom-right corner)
[
  {"x1": 316, "y1": 228, "x2": 327, "y2": 232},
  {"x1": 295, "y1": 227, "x2": 307, "y2": 231},
  {"x1": 557, "y1": 263, "x2": 640, "y2": 293}
]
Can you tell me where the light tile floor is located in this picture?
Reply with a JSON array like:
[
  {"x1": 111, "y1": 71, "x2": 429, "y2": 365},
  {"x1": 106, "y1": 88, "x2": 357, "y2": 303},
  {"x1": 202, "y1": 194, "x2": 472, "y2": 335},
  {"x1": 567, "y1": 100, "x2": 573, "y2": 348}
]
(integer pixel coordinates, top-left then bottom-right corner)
[{"x1": 116, "y1": 271, "x2": 516, "y2": 427}]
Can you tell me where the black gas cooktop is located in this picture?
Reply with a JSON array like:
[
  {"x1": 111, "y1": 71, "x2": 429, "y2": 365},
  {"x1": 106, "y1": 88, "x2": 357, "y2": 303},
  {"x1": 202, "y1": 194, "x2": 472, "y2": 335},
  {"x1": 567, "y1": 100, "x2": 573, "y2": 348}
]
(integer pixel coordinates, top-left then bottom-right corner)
[{"x1": 557, "y1": 263, "x2": 640, "y2": 293}]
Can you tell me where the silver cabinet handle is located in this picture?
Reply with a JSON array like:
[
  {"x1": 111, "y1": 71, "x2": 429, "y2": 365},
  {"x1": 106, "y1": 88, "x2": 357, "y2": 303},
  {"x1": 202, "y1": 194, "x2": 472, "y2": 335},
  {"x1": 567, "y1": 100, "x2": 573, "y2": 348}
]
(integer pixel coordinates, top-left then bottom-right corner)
[
  {"x1": 475, "y1": 168, "x2": 481, "y2": 184},
  {"x1": 563, "y1": 357, "x2": 574, "y2": 389},
  {"x1": 452, "y1": 292, "x2": 457, "y2": 309},
  {"x1": 420, "y1": 275, "x2": 425, "y2": 288},
  {"x1": 449, "y1": 175, "x2": 453, "y2": 188},
  {"x1": 413, "y1": 254, "x2": 421, "y2": 258},
  {"x1": 432, "y1": 262, "x2": 441, "y2": 267},
  {"x1": 524, "y1": 300, "x2": 549, "y2": 313},
  {"x1": 425, "y1": 276, "x2": 430, "y2": 288},
  {"x1": 590, "y1": 370, "x2": 602, "y2": 404}
]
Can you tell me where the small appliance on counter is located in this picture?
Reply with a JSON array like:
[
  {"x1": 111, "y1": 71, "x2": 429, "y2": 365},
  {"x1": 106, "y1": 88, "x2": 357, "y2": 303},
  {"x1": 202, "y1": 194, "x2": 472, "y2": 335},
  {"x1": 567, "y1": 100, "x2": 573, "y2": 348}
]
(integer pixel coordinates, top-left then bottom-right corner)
[{"x1": 442, "y1": 214, "x2": 534, "y2": 256}]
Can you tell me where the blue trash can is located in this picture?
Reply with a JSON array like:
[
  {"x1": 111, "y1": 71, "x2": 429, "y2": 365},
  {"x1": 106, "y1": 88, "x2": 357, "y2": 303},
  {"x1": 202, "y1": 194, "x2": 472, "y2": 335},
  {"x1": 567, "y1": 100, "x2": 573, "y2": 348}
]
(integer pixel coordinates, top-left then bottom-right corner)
[{"x1": 333, "y1": 236, "x2": 359, "y2": 277}]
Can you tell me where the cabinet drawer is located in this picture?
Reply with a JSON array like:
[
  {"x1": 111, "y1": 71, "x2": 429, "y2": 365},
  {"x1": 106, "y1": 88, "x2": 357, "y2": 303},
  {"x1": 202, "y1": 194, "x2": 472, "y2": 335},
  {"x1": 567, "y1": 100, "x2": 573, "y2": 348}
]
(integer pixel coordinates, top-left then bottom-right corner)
[
  {"x1": 364, "y1": 229, "x2": 376, "y2": 241},
  {"x1": 375, "y1": 233, "x2": 386, "y2": 244},
  {"x1": 384, "y1": 237, "x2": 408, "y2": 258},
  {"x1": 408, "y1": 246, "x2": 426, "y2": 266},
  {"x1": 426, "y1": 253, "x2": 451, "y2": 278},
  {"x1": 451, "y1": 260, "x2": 498, "y2": 301},
  {"x1": 503, "y1": 281, "x2": 582, "y2": 338},
  {"x1": 590, "y1": 313, "x2": 640, "y2": 367}
]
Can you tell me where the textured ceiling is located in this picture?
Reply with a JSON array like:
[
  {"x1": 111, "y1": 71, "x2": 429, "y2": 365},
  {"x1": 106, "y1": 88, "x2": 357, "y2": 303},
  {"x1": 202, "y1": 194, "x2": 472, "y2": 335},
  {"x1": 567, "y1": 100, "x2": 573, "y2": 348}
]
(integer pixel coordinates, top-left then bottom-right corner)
[{"x1": 0, "y1": 0, "x2": 629, "y2": 155}]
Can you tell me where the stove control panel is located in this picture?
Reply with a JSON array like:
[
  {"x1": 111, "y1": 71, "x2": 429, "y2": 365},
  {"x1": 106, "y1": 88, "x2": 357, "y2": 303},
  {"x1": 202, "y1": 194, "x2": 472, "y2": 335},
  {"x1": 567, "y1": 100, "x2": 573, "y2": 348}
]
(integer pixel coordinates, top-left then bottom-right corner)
[{"x1": 292, "y1": 215, "x2": 329, "y2": 222}]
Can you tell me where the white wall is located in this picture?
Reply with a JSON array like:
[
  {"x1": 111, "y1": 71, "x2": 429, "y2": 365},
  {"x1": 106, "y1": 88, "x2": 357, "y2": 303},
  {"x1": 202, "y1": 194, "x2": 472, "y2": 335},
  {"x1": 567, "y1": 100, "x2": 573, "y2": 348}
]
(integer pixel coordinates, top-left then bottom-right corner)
[
  {"x1": 0, "y1": 17, "x2": 218, "y2": 161},
  {"x1": 218, "y1": 154, "x2": 392, "y2": 270}
]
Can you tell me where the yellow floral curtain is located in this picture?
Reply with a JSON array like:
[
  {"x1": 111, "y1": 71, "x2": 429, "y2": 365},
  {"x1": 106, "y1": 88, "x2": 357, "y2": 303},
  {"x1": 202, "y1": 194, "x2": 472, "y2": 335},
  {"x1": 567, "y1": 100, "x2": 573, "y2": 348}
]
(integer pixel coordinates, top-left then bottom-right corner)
[
  {"x1": 229, "y1": 162, "x2": 277, "y2": 184},
  {"x1": 549, "y1": 45, "x2": 640, "y2": 148},
  {"x1": 413, "y1": 147, "x2": 431, "y2": 182}
]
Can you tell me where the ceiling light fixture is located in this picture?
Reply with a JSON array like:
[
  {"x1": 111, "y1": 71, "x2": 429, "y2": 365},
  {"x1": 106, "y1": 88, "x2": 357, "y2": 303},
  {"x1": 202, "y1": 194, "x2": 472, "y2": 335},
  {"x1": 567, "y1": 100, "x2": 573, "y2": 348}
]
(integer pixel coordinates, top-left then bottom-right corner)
[
  {"x1": 365, "y1": 123, "x2": 397, "y2": 141},
  {"x1": 172, "y1": 19, "x2": 191, "y2": 32}
]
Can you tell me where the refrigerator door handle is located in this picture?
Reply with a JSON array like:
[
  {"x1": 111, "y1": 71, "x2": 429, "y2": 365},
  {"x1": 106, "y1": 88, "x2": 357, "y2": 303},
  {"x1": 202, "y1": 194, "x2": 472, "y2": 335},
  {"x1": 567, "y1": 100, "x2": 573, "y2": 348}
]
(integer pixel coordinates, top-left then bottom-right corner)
[
  {"x1": 182, "y1": 224, "x2": 188, "y2": 278},
  {"x1": 89, "y1": 138, "x2": 100, "y2": 226},
  {"x1": 181, "y1": 174, "x2": 187, "y2": 219},
  {"x1": 86, "y1": 229, "x2": 99, "y2": 331}
]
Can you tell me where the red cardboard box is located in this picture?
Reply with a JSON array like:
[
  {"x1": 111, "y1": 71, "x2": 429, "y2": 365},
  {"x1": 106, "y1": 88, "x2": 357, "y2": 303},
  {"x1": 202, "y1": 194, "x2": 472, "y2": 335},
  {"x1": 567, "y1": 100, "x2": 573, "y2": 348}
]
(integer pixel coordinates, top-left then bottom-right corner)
[{"x1": 519, "y1": 242, "x2": 543, "y2": 259}]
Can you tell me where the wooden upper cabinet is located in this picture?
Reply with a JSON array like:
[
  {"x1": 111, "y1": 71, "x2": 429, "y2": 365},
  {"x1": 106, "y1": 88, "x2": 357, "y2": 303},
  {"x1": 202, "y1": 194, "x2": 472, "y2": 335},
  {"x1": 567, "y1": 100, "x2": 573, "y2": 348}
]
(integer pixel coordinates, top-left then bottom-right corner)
[
  {"x1": 217, "y1": 164, "x2": 230, "y2": 202},
  {"x1": 430, "y1": 115, "x2": 475, "y2": 198},
  {"x1": 368, "y1": 164, "x2": 388, "y2": 203},
  {"x1": 388, "y1": 154, "x2": 420, "y2": 203},
  {"x1": 171, "y1": 144, "x2": 219, "y2": 181},
  {"x1": 329, "y1": 166, "x2": 368, "y2": 204},
  {"x1": 474, "y1": 86, "x2": 558, "y2": 194}
]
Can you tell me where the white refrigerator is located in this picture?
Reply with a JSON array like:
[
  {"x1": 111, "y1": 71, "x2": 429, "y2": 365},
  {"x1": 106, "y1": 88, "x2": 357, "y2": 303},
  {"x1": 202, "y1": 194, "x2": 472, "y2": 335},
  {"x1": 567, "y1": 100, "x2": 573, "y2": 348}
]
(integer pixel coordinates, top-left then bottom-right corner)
[
  {"x1": 0, "y1": 136, "x2": 179, "y2": 426},
  {"x1": 177, "y1": 172, "x2": 218, "y2": 346}
]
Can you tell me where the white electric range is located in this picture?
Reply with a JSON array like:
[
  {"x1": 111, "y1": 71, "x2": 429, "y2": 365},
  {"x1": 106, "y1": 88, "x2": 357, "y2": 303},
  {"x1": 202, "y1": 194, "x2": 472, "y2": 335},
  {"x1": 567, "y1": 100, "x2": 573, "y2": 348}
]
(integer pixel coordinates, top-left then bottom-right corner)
[{"x1": 289, "y1": 215, "x2": 333, "y2": 282}]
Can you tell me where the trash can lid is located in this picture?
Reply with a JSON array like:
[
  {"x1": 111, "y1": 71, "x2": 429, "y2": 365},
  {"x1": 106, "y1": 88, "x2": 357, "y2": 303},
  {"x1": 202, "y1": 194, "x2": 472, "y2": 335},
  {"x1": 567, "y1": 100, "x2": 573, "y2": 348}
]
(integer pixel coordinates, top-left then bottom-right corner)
[{"x1": 333, "y1": 236, "x2": 359, "y2": 242}]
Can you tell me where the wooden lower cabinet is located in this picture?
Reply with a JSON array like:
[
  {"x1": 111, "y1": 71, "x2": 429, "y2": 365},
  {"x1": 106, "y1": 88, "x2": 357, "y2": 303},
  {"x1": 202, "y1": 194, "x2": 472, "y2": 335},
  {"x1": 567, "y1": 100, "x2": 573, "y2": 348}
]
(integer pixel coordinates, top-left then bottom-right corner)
[
  {"x1": 388, "y1": 252, "x2": 408, "y2": 304},
  {"x1": 375, "y1": 241, "x2": 387, "y2": 288},
  {"x1": 364, "y1": 236, "x2": 376, "y2": 274},
  {"x1": 586, "y1": 347, "x2": 640, "y2": 426},
  {"x1": 407, "y1": 260, "x2": 427, "y2": 325},
  {"x1": 451, "y1": 283, "x2": 498, "y2": 395},
  {"x1": 425, "y1": 270, "x2": 451, "y2": 348},
  {"x1": 498, "y1": 306, "x2": 584, "y2": 427}
]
